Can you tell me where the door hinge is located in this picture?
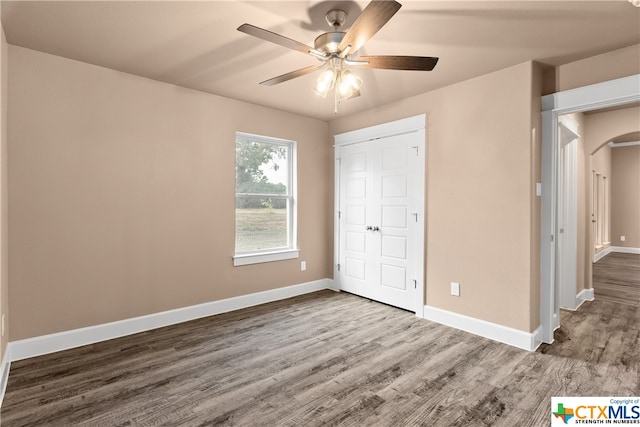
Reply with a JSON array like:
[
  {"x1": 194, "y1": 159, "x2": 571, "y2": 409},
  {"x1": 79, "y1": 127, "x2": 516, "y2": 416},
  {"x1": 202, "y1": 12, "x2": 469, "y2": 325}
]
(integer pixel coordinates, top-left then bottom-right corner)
[
  {"x1": 338, "y1": 211, "x2": 341, "y2": 219},
  {"x1": 413, "y1": 279, "x2": 417, "y2": 289},
  {"x1": 412, "y1": 146, "x2": 419, "y2": 156},
  {"x1": 412, "y1": 212, "x2": 418, "y2": 222},
  {"x1": 337, "y1": 263, "x2": 341, "y2": 271},
  {"x1": 551, "y1": 235, "x2": 554, "y2": 242}
]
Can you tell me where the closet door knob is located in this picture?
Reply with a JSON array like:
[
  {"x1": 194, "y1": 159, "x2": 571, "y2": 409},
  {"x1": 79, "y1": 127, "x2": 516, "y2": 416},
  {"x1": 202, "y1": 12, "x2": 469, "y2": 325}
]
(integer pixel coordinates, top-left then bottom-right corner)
[
  {"x1": 366, "y1": 226, "x2": 373, "y2": 231},
  {"x1": 373, "y1": 226, "x2": 380, "y2": 232}
]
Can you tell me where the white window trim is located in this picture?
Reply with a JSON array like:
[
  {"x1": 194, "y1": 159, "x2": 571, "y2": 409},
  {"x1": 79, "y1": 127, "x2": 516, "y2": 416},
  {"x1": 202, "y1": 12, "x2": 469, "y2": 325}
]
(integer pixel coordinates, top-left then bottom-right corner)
[
  {"x1": 234, "y1": 132, "x2": 298, "y2": 266},
  {"x1": 233, "y1": 249, "x2": 300, "y2": 266}
]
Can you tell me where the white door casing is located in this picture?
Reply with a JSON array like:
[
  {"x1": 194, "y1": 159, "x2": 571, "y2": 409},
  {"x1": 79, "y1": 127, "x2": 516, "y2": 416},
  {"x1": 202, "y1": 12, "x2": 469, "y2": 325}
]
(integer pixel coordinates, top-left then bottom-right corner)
[
  {"x1": 334, "y1": 115, "x2": 425, "y2": 315},
  {"x1": 557, "y1": 116, "x2": 579, "y2": 310}
]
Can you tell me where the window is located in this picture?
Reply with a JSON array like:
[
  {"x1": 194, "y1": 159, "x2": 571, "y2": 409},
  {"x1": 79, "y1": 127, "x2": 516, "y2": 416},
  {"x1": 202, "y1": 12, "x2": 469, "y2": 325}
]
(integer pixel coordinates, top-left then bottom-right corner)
[{"x1": 233, "y1": 132, "x2": 298, "y2": 266}]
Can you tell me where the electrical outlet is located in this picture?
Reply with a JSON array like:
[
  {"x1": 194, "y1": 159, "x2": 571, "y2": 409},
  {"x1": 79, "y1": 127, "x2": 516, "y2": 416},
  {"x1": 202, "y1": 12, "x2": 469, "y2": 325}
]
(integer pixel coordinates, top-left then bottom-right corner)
[
  {"x1": 451, "y1": 282, "x2": 460, "y2": 297},
  {"x1": 621, "y1": 236, "x2": 626, "y2": 242},
  {"x1": 301, "y1": 261, "x2": 307, "y2": 271}
]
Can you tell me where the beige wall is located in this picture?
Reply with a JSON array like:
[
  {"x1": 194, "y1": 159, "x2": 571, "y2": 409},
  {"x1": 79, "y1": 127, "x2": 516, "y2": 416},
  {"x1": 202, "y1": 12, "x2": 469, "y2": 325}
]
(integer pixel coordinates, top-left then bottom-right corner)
[
  {"x1": 330, "y1": 62, "x2": 541, "y2": 333},
  {"x1": 611, "y1": 145, "x2": 640, "y2": 248},
  {"x1": 551, "y1": 44, "x2": 640, "y2": 93},
  {"x1": 8, "y1": 46, "x2": 333, "y2": 340},
  {"x1": 0, "y1": 8, "x2": 8, "y2": 361}
]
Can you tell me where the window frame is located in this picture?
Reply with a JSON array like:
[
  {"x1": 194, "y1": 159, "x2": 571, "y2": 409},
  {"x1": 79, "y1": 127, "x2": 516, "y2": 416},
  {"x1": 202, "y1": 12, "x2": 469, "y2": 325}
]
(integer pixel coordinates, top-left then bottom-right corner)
[{"x1": 233, "y1": 132, "x2": 298, "y2": 266}]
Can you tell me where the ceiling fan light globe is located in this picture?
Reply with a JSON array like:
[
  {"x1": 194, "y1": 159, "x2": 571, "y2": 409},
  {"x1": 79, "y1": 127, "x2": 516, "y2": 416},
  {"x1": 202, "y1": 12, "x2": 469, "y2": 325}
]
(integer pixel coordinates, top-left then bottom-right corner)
[
  {"x1": 337, "y1": 83, "x2": 352, "y2": 99},
  {"x1": 337, "y1": 69, "x2": 363, "y2": 99},
  {"x1": 313, "y1": 68, "x2": 337, "y2": 98},
  {"x1": 312, "y1": 82, "x2": 331, "y2": 98},
  {"x1": 342, "y1": 69, "x2": 363, "y2": 90}
]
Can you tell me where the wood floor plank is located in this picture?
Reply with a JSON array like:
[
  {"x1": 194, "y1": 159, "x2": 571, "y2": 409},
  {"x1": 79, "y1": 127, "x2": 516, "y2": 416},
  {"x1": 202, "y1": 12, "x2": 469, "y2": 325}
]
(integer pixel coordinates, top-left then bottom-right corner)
[
  {"x1": 593, "y1": 252, "x2": 640, "y2": 307},
  {"x1": 2, "y1": 286, "x2": 639, "y2": 426}
]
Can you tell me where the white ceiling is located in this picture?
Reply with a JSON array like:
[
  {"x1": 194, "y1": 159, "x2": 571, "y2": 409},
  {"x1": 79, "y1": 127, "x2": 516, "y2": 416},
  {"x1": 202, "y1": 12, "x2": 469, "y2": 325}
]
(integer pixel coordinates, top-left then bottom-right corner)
[{"x1": 2, "y1": 1, "x2": 639, "y2": 121}]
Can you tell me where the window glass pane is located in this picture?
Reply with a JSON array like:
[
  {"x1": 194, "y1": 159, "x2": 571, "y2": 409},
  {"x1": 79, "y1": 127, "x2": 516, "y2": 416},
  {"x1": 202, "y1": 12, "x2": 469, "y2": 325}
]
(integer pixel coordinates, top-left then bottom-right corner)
[
  {"x1": 236, "y1": 139, "x2": 288, "y2": 195},
  {"x1": 235, "y1": 197, "x2": 288, "y2": 252}
]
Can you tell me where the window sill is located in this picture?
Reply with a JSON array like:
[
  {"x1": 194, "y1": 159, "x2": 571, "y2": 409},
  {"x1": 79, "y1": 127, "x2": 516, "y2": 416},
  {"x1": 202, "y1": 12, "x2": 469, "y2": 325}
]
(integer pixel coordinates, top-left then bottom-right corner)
[{"x1": 233, "y1": 249, "x2": 300, "y2": 266}]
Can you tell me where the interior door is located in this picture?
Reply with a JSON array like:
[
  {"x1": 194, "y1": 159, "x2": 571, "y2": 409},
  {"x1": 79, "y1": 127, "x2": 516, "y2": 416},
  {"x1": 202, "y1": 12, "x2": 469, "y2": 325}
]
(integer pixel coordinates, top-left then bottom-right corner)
[{"x1": 337, "y1": 132, "x2": 419, "y2": 311}]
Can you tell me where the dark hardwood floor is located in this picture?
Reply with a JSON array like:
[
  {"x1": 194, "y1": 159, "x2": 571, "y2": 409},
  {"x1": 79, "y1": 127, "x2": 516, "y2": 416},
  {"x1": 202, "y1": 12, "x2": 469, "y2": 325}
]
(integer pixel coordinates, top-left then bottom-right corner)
[
  {"x1": 593, "y1": 252, "x2": 640, "y2": 307},
  {"x1": 2, "y1": 289, "x2": 638, "y2": 426}
]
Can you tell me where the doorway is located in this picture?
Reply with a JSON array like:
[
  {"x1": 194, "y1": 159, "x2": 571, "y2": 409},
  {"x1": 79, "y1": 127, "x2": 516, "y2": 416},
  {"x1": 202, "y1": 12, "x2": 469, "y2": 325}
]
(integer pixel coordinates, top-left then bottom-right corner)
[
  {"x1": 540, "y1": 74, "x2": 640, "y2": 344},
  {"x1": 334, "y1": 115, "x2": 425, "y2": 314}
]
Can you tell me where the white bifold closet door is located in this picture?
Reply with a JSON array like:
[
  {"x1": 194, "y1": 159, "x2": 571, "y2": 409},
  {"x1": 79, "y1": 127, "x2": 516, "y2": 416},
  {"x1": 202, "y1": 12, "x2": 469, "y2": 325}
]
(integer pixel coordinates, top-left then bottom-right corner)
[{"x1": 338, "y1": 132, "x2": 420, "y2": 312}]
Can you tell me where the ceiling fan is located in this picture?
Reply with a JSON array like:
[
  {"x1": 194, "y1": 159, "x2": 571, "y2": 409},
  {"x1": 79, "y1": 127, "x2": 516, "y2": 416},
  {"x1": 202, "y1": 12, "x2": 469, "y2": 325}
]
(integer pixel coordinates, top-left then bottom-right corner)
[{"x1": 238, "y1": 0, "x2": 439, "y2": 113}]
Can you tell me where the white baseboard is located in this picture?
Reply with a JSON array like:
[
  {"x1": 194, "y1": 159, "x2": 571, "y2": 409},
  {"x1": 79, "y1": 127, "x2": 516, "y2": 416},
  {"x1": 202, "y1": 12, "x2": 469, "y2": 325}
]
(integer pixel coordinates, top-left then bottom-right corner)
[
  {"x1": 423, "y1": 305, "x2": 542, "y2": 351},
  {"x1": 0, "y1": 344, "x2": 11, "y2": 409},
  {"x1": 610, "y1": 246, "x2": 640, "y2": 255},
  {"x1": 593, "y1": 246, "x2": 612, "y2": 262},
  {"x1": 9, "y1": 278, "x2": 334, "y2": 362},
  {"x1": 594, "y1": 246, "x2": 640, "y2": 262},
  {"x1": 575, "y1": 288, "x2": 594, "y2": 310},
  {"x1": 561, "y1": 288, "x2": 595, "y2": 311}
]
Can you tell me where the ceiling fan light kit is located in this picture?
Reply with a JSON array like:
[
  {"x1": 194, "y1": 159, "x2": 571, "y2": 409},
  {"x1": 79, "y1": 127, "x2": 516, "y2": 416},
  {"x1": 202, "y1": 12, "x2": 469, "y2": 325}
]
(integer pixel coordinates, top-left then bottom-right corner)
[
  {"x1": 313, "y1": 57, "x2": 363, "y2": 113},
  {"x1": 238, "y1": 0, "x2": 439, "y2": 114}
]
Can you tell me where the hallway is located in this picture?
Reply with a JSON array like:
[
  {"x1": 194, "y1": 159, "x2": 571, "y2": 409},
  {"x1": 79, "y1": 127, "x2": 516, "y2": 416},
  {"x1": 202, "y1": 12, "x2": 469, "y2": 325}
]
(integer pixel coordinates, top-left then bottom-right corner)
[{"x1": 593, "y1": 252, "x2": 640, "y2": 307}]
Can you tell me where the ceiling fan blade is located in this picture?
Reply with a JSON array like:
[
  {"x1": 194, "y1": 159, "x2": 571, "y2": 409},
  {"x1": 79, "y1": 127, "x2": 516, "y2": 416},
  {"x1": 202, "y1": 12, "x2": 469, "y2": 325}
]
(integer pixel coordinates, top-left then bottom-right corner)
[
  {"x1": 260, "y1": 64, "x2": 325, "y2": 86},
  {"x1": 338, "y1": 0, "x2": 402, "y2": 55},
  {"x1": 350, "y1": 55, "x2": 439, "y2": 71},
  {"x1": 238, "y1": 24, "x2": 326, "y2": 58}
]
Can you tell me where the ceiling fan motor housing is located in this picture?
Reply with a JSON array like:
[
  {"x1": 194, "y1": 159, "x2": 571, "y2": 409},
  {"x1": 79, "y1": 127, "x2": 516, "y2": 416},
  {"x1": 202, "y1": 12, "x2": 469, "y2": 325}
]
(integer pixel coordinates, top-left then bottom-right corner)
[{"x1": 314, "y1": 31, "x2": 346, "y2": 54}]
